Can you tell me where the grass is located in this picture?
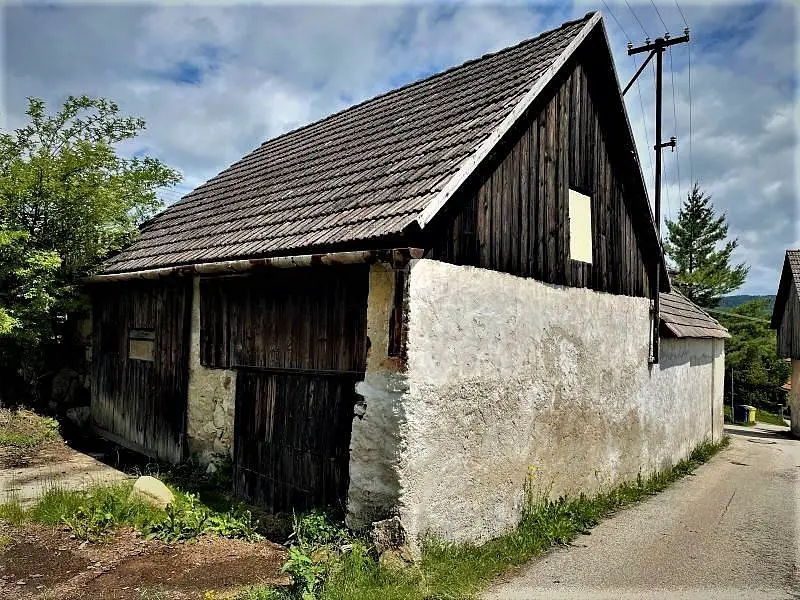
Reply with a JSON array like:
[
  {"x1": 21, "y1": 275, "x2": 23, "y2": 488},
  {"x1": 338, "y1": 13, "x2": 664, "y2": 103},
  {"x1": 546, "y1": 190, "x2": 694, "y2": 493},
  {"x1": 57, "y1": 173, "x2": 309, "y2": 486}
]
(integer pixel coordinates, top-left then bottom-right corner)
[
  {"x1": 250, "y1": 437, "x2": 730, "y2": 600},
  {"x1": 0, "y1": 478, "x2": 262, "y2": 543},
  {"x1": 755, "y1": 409, "x2": 788, "y2": 427},
  {"x1": 0, "y1": 482, "x2": 166, "y2": 536},
  {"x1": 723, "y1": 405, "x2": 788, "y2": 427},
  {"x1": 0, "y1": 408, "x2": 60, "y2": 449}
]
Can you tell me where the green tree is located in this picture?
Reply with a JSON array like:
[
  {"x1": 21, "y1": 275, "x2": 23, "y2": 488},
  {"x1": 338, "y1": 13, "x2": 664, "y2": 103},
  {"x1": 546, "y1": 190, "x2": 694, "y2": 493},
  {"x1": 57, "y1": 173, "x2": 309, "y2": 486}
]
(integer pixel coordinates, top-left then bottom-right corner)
[
  {"x1": 0, "y1": 95, "x2": 181, "y2": 400},
  {"x1": 716, "y1": 299, "x2": 790, "y2": 408},
  {"x1": 664, "y1": 183, "x2": 748, "y2": 307}
]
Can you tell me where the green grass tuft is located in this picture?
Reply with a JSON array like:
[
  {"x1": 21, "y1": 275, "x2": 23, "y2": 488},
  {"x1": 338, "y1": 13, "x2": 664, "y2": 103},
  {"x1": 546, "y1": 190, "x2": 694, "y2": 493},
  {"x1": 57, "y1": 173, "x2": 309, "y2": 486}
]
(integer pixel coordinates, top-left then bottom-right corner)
[
  {"x1": 317, "y1": 436, "x2": 730, "y2": 600},
  {"x1": 755, "y1": 409, "x2": 788, "y2": 427}
]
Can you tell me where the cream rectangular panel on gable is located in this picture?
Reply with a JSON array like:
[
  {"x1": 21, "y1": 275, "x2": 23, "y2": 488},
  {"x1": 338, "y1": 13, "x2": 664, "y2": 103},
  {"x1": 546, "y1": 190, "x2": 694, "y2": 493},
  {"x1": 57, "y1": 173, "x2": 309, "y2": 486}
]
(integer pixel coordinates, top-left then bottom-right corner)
[{"x1": 569, "y1": 189, "x2": 592, "y2": 264}]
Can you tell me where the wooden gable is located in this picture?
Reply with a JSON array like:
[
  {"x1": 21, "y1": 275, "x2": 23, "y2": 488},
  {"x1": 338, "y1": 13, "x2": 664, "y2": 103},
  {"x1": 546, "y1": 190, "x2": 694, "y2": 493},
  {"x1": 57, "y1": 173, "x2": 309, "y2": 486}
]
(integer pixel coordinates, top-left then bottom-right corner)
[
  {"x1": 425, "y1": 26, "x2": 661, "y2": 298},
  {"x1": 773, "y1": 251, "x2": 800, "y2": 359}
]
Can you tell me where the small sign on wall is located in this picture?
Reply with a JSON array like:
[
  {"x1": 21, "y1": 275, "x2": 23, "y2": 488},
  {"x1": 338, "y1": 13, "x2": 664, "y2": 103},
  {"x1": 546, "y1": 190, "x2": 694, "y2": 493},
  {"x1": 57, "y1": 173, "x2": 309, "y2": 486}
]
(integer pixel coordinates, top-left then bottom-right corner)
[
  {"x1": 128, "y1": 329, "x2": 155, "y2": 361},
  {"x1": 568, "y1": 189, "x2": 593, "y2": 264}
]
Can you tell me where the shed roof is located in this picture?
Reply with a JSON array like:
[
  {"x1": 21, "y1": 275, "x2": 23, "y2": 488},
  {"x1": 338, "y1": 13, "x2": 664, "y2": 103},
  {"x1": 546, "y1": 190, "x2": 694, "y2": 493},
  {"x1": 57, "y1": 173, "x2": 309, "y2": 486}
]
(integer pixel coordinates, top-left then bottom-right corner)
[
  {"x1": 660, "y1": 291, "x2": 730, "y2": 339},
  {"x1": 103, "y1": 12, "x2": 641, "y2": 275},
  {"x1": 771, "y1": 250, "x2": 800, "y2": 328}
]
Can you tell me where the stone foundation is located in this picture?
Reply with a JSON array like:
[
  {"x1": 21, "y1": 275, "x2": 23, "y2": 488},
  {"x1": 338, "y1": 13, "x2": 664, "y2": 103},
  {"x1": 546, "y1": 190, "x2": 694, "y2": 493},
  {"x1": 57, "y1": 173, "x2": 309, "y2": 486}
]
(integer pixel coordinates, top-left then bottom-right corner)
[{"x1": 185, "y1": 276, "x2": 236, "y2": 464}]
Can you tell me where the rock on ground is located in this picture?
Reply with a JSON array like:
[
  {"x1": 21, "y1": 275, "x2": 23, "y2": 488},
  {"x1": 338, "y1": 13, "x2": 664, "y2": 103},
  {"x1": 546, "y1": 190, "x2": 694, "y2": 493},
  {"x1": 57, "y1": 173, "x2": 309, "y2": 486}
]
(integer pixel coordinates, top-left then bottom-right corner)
[{"x1": 129, "y1": 476, "x2": 175, "y2": 509}]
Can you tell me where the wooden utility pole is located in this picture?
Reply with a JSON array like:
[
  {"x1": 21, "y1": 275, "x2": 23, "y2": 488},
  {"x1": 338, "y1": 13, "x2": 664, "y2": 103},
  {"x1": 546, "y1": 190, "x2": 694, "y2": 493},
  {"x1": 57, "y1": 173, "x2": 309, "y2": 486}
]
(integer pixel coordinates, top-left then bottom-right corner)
[{"x1": 625, "y1": 29, "x2": 690, "y2": 364}]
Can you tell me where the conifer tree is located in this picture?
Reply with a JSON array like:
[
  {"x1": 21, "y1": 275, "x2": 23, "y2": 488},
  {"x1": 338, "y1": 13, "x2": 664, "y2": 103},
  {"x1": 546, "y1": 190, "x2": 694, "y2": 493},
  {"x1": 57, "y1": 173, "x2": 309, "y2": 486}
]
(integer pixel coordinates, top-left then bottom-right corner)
[{"x1": 664, "y1": 183, "x2": 748, "y2": 307}]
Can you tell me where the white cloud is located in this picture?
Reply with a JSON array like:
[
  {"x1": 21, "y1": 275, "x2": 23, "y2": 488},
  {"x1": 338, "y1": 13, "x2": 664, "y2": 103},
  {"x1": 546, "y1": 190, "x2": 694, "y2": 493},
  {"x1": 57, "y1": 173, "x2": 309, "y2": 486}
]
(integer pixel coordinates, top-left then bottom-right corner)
[{"x1": 3, "y1": 1, "x2": 797, "y2": 294}]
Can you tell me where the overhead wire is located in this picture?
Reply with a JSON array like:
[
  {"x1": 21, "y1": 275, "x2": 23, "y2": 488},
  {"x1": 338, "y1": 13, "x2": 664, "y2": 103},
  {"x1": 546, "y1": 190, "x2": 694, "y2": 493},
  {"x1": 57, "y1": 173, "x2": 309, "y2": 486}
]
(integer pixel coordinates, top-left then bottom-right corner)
[
  {"x1": 668, "y1": 46, "x2": 682, "y2": 208},
  {"x1": 650, "y1": 0, "x2": 669, "y2": 32},
  {"x1": 674, "y1": 0, "x2": 689, "y2": 26},
  {"x1": 674, "y1": 0, "x2": 694, "y2": 187},
  {"x1": 687, "y1": 33, "x2": 694, "y2": 188},
  {"x1": 624, "y1": 0, "x2": 649, "y2": 39},
  {"x1": 633, "y1": 53, "x2": 655, "y2": 203},
  {"x1": 601, "y1": 0, "x2": 633, "y2": 42}
]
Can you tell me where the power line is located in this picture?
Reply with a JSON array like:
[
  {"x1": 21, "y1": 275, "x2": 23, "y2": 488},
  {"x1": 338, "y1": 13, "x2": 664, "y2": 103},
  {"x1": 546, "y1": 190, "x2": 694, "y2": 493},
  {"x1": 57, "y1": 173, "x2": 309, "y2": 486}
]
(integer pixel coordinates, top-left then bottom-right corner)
[
  {"x1": 602, "y1": 0, "x2": 633, "y2": 41},
  {"x1": 703, "y1": 307, "x2": 771, "y2": 324},
  {"x1": 674, "y1": 0, "x2": 689, "y2": 26},
  {"x1": 632, "y1": 53, "x2": 655, "y2": 202},
  {"x1": 668, "y1": 47, "x2": 682, "y2": 203},
  {"x1": 624, "y1": 0, "x2": 649, "y2": 38},
  {"x1": 650, "y1": 0, "x2": 669, "y2": 31},
  {"x1": 662, "y1": 147, "x2": 672, "y2": 220},
  {"x1": 687, "y1": 37, "x2": 694, "y2": 187}
]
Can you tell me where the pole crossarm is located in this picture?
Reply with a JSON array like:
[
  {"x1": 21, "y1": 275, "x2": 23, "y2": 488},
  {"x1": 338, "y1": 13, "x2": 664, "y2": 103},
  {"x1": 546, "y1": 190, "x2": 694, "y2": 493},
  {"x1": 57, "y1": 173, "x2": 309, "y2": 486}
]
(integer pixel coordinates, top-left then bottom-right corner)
[{"x1": 628, "y1": 32, "x2": 690, "y2": 55}]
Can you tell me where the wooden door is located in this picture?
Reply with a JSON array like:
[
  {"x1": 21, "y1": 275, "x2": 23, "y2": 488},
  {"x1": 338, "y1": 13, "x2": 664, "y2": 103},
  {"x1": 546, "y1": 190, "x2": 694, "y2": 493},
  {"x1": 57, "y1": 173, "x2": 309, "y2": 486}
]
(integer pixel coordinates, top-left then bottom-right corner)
[
  {"x1": 233, "y1": 370, "x2": 360, "y2": 511},
  {"x1": 201, "y1": 265, "x2": 369, "y2": 512}
]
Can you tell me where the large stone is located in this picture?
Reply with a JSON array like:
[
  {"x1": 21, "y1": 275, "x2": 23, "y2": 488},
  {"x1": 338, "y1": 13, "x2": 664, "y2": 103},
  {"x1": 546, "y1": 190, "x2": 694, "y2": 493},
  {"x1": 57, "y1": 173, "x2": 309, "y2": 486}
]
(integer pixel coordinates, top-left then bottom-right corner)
[
  {"x1": 370, "y1": 517, "x2": 407, "y2": 555},
  {"x1": 129, "y1": 476, "x2": 175, "y2": 509}
]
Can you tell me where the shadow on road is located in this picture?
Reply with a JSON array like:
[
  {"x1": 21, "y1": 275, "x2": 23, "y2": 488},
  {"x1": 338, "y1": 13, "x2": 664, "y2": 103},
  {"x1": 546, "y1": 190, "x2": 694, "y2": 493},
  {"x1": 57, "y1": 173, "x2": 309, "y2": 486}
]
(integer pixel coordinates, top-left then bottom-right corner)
[{"x1": 725, "y1": 426, "x2": 790, "y2": 441}]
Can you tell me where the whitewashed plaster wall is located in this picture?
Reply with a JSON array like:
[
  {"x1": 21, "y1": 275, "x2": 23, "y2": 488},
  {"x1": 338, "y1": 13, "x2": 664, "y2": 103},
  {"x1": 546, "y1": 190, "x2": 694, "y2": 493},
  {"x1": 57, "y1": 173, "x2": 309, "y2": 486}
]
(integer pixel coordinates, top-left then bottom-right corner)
[
  {"x1": 791, "y1": 360, "x2": 800, "y2": 437},
  {"x1": 185, "y1": 276, "x2": 236, "y2": 464},
  {"x1": 397, "y1": 259, "x2": 725, "y2": 544},
  {"x1": 347, "y1": 262, "x2": 407, "y2": 530}
]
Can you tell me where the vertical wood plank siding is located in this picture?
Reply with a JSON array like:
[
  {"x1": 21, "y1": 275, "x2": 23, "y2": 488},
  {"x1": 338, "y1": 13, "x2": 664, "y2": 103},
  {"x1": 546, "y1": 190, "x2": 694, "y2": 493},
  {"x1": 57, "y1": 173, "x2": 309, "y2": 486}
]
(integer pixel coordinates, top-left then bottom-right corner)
[
  {"x1": 428, "y1": 36, "x2": 655, "y2": 298},
  {"x1": 200, "y1": 266, "x2": 369, "y2": 373},
  {"x1": 90, "y1": 278, "x2": 191, "y2": 462},
  {"x1": 200, "y1": 265, "x2": 369, "y2": 512},
  {"x1": 777, "y1": 283, "x2": 800, "y2": 358}
]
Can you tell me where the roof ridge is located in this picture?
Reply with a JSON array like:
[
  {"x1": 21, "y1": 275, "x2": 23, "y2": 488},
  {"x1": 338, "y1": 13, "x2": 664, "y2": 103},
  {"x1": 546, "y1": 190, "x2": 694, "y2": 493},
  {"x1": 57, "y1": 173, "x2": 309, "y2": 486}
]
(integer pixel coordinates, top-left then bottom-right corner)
[{"x1": 254, "y1": 11, "x2": 597, "y2": 152}]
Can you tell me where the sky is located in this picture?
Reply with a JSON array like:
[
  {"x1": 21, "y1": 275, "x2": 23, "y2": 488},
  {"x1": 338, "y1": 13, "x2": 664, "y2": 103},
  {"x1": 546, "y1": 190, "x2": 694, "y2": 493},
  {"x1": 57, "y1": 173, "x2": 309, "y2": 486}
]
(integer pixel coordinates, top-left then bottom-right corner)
[{"x1": 2, "y1": 0, "x2": 797, "y2": 294}]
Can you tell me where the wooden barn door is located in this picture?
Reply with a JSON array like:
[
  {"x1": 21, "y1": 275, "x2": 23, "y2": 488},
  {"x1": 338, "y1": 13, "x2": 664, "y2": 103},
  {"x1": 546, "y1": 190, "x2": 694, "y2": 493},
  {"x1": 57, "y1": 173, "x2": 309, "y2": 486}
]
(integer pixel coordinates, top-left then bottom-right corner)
[
  {"x1": 234, "y1": 371, "x2": 361, "y2": 511},
  {"x1": 91, "y1": 278, "x2": 191, "y2": 463},
  {"x1": 200, "y1": 266, "x2": 369, "y2": 512}
]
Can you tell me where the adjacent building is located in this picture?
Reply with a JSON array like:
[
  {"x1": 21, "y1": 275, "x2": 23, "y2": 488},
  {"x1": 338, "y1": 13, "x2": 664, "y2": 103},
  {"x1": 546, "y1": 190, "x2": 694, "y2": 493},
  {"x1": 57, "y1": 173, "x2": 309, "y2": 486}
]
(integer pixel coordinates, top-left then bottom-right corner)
[{"x1": 771, "y1": 249, "x2": 800, "y2": 436}]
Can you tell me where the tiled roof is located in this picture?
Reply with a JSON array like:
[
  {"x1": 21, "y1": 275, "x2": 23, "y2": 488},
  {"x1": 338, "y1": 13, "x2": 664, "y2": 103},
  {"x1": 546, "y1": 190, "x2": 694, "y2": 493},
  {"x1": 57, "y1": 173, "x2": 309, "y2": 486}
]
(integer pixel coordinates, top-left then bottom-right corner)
[
  {"x1": 660, "y1": 291, "x2": 730, "y2": 339},
  {"x1": 787, "y1": 250, "x2": 800, "y2": 291},
  {"x1": 103, "y1": 13, "x2": 597, "y2": 273}
]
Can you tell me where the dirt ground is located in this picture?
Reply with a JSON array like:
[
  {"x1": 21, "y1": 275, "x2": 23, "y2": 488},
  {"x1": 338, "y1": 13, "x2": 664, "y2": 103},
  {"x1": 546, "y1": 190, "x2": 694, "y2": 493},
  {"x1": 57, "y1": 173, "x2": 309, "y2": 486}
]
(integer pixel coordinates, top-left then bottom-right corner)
[{"x1": 0, "y1": 522, "x2": 289, "y2": 599}]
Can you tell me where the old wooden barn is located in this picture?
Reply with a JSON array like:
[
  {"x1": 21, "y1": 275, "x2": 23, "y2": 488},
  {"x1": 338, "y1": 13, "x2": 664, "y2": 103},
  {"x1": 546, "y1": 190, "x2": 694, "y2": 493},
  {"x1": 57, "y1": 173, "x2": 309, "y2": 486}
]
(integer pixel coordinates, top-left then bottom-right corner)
[
  {"x1": 89, "y1": 12, "x2": 728, "y2": 542},
  {"x1": 771, "y1": 249, "x2": 800, "y2": 436}
]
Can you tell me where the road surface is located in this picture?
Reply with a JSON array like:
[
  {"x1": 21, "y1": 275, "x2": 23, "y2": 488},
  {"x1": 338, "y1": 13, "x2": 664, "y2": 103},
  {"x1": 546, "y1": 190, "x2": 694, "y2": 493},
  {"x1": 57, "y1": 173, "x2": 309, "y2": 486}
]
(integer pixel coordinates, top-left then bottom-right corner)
[{"x1": 485, "y1": 424, "x2": 800, "y2": 600}]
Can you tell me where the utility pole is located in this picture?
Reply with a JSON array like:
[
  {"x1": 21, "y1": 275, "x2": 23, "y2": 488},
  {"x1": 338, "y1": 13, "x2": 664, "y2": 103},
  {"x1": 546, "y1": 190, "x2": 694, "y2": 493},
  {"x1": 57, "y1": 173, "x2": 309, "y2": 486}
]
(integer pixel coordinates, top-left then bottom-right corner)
[{"x1": 624, "y1": 29, "x2": 690, "y2": 364}]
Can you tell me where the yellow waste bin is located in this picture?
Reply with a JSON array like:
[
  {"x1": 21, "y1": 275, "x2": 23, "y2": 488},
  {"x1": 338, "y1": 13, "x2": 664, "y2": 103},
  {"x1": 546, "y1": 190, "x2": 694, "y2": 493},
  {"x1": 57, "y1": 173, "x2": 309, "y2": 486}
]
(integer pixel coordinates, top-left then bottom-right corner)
[{"x1": 742, "y1": 405, "x2": 757, "y2": 424}]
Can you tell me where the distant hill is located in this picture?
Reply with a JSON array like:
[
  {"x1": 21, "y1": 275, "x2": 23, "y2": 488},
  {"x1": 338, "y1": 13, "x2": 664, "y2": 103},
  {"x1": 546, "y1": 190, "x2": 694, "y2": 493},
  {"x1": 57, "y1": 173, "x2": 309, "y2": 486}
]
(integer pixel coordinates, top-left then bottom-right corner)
[{"x1": 718, "y1": 295, "x2": 776, "y2": 310}]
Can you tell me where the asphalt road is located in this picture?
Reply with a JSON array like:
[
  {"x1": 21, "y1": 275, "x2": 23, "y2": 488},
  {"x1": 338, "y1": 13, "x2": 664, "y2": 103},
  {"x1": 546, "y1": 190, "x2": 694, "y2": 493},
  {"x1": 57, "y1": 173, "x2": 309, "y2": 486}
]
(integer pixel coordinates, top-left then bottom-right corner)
[{"x1": 485, "y1": 424, "x2": 800, "y2": 600}]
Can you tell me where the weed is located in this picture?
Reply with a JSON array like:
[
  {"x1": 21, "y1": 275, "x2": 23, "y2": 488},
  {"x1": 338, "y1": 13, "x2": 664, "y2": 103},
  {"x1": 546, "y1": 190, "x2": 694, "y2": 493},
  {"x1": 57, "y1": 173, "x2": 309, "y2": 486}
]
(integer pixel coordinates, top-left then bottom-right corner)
[
  {"x1": 0, "y1": 502, "x2": 26, "y2": 525},
  {"x1": 319, "y1": 436, "x2": 730, "y2": 600},
  {"x1": 144, "y1": 492, "x2": 262, "y2": 542},
  {"x1": 233, "y1": 586, "x2": 293, "y2": 599},
  {"x1": 0, "y1": 534, "x2": 11, "y2": 550},
  {"x1": 278, "y1": 511, "x2": 353, "y2": 600},
  {"x1": 63, "y1": 503, "x2": 117, "y2": 542},
  {"x1": 0, "y1": 408, "x2": 60, "y2": 449},
  {"x1": 139, "y1": 586, "x2": 167, "y2": 599}
]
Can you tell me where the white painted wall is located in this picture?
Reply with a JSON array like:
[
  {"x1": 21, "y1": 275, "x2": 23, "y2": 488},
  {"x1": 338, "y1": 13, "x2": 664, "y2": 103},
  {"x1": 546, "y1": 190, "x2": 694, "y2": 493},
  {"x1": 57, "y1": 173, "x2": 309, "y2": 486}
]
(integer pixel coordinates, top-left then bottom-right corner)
[
  {"x1": 185, "y1": 276, "x2": 236, "y2": 464},
  {"x1": 396, "y1": 259, "x2": 724, "y2": 544}
]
